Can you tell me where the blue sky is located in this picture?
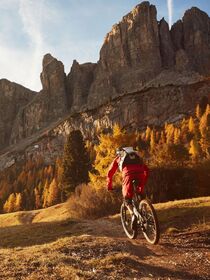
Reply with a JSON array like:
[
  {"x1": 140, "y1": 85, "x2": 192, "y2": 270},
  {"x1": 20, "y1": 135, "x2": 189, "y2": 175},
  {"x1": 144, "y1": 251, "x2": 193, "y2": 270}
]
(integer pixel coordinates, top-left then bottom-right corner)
[{"x1": 0, "y1": 0, "x2": 209, "y2": 91}]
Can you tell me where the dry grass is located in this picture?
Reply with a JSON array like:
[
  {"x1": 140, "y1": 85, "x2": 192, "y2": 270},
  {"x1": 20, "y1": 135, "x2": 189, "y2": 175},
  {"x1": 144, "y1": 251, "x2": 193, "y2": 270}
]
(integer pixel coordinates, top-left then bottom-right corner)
[
  {"x1": 154, "y1": 196, "x2": 210, "y2": 232},
  {"x1": 67, "y1": 184, "x2": 122, "y2": 219}
]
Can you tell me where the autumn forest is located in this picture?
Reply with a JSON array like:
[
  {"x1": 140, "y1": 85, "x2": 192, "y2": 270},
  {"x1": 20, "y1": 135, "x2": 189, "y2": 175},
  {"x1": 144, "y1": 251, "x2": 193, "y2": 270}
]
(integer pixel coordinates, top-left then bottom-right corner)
[{"x1": 0, "y1": 102, "x2": 209, "y2": 214}]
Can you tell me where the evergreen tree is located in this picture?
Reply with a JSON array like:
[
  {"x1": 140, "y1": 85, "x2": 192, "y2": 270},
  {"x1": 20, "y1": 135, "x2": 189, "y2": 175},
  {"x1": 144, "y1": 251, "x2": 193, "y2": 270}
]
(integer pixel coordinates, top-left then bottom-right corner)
[
  {"x1": 174, "y1": 128, "x2": 181, "y2": 144},
  {"x1": 159, "y1": 131, "x2": 166, "y2": 145},
  {"x1": 189, "y1": 138, "x2": 201, "y2": 161},
  {"x1": 34, "y1": 186, "x2": 42, "y2": 209},
  {"x1": 42, "y1": 179, "x2": 50, "y2": 208},
  {"x1": 199, "y1": 106, "x2": 210, "y2": 157},
  {"x1": 15, "y1": 193, "x2": 22, "y2": 211},
  {"x1": 165, "y1": 124, "x2": 175, "y2": 144},
  {"x1": 150, "y1": 129, "x2": 156, "y2": 151},
  {"x1": 195, "y1": 104, "x2": 202, "y2": 119},
  {"x1": 61, "y1": 130, "x2": 90, "y2": 199},
  {"x1": 152, "y1": 143, "x2": 189, "y2": 167},
  {"x1": 188, "y1": 116, "x2": 195, "y2": 134},
  {"x1": 3, "y1": 200, "x2": 9, "y2": 213},
  {"x1": 145, "y1": 126, "x2": 151, "y2": 141},
  {"x1": 47, "y1": 178, "x2": 60, "y2": 206},
  {"x1": 4, "y1": 193, "x2": 16, "y2": 213}
]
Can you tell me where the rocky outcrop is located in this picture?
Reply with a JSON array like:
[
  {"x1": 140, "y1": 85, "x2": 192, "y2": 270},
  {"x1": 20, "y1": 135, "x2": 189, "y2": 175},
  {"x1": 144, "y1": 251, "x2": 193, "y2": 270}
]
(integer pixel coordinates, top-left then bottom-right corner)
[
  {"x1": 0, "y1": 79, "x2": 35, "y2": 149},
  {"x1": 85, "y1": 3, "x2": 210, "y2": 109},
  {"x1": 171, "y1": 20, "x2": 183, "y2": 51},
  {"x1": 67, "y1": 60, "x2": 96, "y2": 112},
  {"x1": 183, "y1": 8, "x2": 210, "y2": 75},
  {"x1": 171, "y1": 7, "x2": 210, "y2": 74},
  {"x1": 66, "y1": 79, "x2": 210, "y2": 138},
  {"x1": 87, "y1": 1, "x2": 162, "y2": 108},
  {"x1": 10, "y1": 54, "x2": 68, "y2": 145},
  {"x1": 159, "y1": 18, "x2": 175, "y2": 68},
  {"x1": 40, "y1": 53, "x2": 68, "y2": 116}
]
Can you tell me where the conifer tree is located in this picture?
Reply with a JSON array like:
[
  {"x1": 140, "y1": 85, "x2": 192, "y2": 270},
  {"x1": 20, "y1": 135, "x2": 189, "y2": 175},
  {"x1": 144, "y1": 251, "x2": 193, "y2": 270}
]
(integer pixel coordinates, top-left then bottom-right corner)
[
  {"x1": 150, "y1": 130, "x2": 156, "y2": 151},
  {"x1": 145, "y1": 126, "x2": 151, "y2": 141},
  {"x1": 188, "y1": 116, "x2": 195, "y2": 133},
  {"x1": 159, "y1": 131, "x2": 166, "y2": 145},
  {"x1": 4, "y1": 193, "x2": 16, "y2": 213},
  {"x1": 42, "y1": 179, "x2": 50, "y2": 208},
  {"x1": 189, "y1": 138, "x2": 201, "y2": 161},
  {"x1": 174, "y1": 128, "x2": 181, "y2": 144},
  {"x1": 34, "y1": 187, "x2": 42, "y2": 209},
  {"x1": 165, "y1": 124, "x2": 175, "y2": 144},
  {"x1": 199, "y1": 106, "x2": 210, "y2": 157},
  {"x1": 61, "y1": 130, "x2": 90, "y2": 199},
  {"x1": 47, "y1": 178, "x2": 60, "y2": 206},
  {"x1": 3, "y1": 200, "x2": 9, "y2": 213},
  {"x1": 195, "y1": 104, "x2": 202, "y2": 119},
  {"x1": 15, "y1": 193, "x2": 22, "y2": 211}
]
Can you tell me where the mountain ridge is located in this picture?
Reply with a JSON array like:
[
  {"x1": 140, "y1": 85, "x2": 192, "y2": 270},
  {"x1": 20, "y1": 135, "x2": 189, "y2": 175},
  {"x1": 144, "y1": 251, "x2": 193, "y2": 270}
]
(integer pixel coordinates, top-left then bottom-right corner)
[{"x1": 0, "y1": 1, "x2": 210, "y2": 168}]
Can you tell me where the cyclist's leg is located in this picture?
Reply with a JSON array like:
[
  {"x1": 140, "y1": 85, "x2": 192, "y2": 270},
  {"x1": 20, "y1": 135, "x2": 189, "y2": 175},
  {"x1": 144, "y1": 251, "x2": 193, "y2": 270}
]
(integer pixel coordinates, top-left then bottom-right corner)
[
  {"x1": 136, "y1": 173, "x2": 146, "y2": 200},
  {"x1": 124, "y1": 197, "x2": 133, "y2": 214},
  {"x1": 122, "y1": 174, "x2": 133, "y2": 198}
]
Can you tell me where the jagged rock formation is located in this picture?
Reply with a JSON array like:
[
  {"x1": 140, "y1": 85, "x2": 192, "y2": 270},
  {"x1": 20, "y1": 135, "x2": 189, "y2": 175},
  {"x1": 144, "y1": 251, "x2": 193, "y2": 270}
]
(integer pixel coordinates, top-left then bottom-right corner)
[
  {"x1": 159, "y1": 18, "x2": 175, "y2": 68},
  {"x1": 171, "y1": 7, "x2": 210, "y2": 74},
  {"x1": 10, "y1": 54, "x2": 68, "y2": 145},
  {"x1": 0, "y1": 1, "x2": 210, "y2": 153},
  {"x1": 87, "y1": 2, "x2": 162, "y2": 108},
  {"x1": 0, "y1": 79, "x2": 35, "y2": 149},
  {"x1": 40, "y1": 53, "x2": 68, "y2": 115},
  {"x1": 67, "y1": 60, "x2": 96, "y2": 112},
  {"x1": 85, "y1": 2, "x2": 210, "y2": 109}
]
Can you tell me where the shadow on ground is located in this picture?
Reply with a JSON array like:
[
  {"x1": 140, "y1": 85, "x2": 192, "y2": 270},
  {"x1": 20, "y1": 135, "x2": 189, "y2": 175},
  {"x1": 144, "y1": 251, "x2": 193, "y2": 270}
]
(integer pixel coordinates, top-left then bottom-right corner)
[{"x1": 0, "y1": 219, "x2": 79, "y2": 248}]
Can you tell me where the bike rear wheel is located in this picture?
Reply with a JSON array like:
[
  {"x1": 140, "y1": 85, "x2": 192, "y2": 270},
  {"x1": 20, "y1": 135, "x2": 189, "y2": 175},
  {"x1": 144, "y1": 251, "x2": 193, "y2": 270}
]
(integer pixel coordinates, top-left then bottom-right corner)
[
  {"x1": 120, "y1": 203, "x2": 138, "y2": 239},
  {"x1": 139, "y1": 199, "x2": 160, "y2": 244}
]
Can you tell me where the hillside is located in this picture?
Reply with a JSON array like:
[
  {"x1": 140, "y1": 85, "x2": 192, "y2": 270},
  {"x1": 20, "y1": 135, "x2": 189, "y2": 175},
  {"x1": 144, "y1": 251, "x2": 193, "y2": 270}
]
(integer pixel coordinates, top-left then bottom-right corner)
[{"x1": 0, "y1": 197, "x2": 209, "y2": 279}]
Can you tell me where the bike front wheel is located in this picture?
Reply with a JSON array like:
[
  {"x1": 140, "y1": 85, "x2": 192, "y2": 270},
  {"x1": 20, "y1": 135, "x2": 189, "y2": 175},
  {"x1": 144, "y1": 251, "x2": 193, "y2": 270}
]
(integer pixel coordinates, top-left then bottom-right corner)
[
  {"x1": 139, "y1": 199, "x2": 160, "y2": 244},
  {"x1": 120, "y1": 203, "x2": 138, "y2": 239}
]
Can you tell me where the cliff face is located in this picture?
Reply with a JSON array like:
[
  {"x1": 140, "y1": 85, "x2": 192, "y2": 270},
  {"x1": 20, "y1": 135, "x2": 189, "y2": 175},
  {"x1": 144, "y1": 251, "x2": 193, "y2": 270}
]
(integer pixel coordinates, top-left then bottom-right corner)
[
  {"x1": 0, "y1": 79, "x2": 35, "y2": 149},
  {"x1": 0, "y1": 1, "x2": 210, "y2": 152},
  {"x1": 87, "y1": 2, "x2": 162, "y2": 108},
  {"x1": 67, "y1": 60, "x2": 96, "y2": 112},
  {"x1": 10, "y1": 54, "x2": 68, "y2": 145},
  {"x1": 171, "y1": 7, "x2": 210, "y2": 74},
  {"x1": 68, "y1": 2, "x2": 210, "y2": 111}
]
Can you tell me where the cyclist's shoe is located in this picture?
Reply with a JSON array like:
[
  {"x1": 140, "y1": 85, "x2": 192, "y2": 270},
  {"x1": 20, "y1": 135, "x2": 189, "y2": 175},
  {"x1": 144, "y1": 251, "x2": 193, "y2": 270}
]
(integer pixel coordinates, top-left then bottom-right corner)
[{"x1": 131, "y1": 214, "x2": 137, "y2": 230}]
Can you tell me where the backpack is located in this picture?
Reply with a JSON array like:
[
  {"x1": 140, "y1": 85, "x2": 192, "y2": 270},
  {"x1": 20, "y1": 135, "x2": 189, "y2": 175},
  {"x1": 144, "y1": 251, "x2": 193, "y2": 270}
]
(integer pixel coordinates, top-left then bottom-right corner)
[
  {"x1": 118, "y1": 147, "x2": 142, "y2": 171},
  {"x1": 123, "y1": 152, "x2": 142, "y2": 166}
]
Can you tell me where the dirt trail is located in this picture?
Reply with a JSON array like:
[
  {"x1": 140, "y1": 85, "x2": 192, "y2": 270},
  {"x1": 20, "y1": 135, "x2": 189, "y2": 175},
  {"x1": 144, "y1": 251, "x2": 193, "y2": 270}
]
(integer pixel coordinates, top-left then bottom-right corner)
[{"x1": 78, "y1": 215, "x2": 210, "y2": 280}]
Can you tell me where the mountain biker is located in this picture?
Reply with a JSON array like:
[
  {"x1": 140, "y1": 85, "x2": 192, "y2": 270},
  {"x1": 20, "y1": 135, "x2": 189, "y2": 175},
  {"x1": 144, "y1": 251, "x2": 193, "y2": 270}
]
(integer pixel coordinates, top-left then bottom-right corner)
[{"x1": 107, "y1": 147, "x2": 149, "y2": 226}]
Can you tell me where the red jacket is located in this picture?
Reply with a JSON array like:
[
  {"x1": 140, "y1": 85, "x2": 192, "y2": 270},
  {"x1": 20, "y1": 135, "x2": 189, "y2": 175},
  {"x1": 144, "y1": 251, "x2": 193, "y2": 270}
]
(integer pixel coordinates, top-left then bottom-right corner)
[{"x1": 107, "y1": 156, "x2": 149, "y2": 198}]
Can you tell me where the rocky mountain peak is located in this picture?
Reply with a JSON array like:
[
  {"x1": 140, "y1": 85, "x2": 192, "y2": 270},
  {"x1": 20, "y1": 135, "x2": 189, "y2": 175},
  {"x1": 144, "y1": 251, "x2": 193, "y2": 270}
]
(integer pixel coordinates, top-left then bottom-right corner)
[
  {"x1": 171, "y1": 6, "x2": 210, "y2": 74},
  {"x1": 1, "y1": 2, "x2": 210, "y2": 153},
  {"x1": 40, "y1": 53, "x2": 66, "y2": 93},
  {"x1": 0, "y1": 79, "x2": 35, "y2": 148},
  {"x1": 42, "y1": 53, "x2": 55, "y2": 67}
]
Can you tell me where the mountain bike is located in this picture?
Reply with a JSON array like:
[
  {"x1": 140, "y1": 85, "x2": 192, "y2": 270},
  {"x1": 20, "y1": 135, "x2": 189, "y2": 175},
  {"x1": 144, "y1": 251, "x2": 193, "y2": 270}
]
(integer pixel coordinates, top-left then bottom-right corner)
[{"x1": 120, "y1": 179, "x2": 160, "y2": 244}]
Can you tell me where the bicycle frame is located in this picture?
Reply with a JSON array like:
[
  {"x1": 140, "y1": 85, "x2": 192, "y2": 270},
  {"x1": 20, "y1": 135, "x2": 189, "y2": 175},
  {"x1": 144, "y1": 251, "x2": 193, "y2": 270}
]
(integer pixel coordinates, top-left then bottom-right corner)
[{"x1": 120, "y1": 180, "x2": 160, "y2": 243}]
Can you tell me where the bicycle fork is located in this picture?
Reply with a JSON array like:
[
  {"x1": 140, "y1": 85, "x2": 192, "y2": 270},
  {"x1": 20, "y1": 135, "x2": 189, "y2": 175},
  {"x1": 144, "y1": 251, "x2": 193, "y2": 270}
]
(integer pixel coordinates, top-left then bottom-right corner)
[{"x1": 133, "y1": 206, "x2": 146, "y2": 232}]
